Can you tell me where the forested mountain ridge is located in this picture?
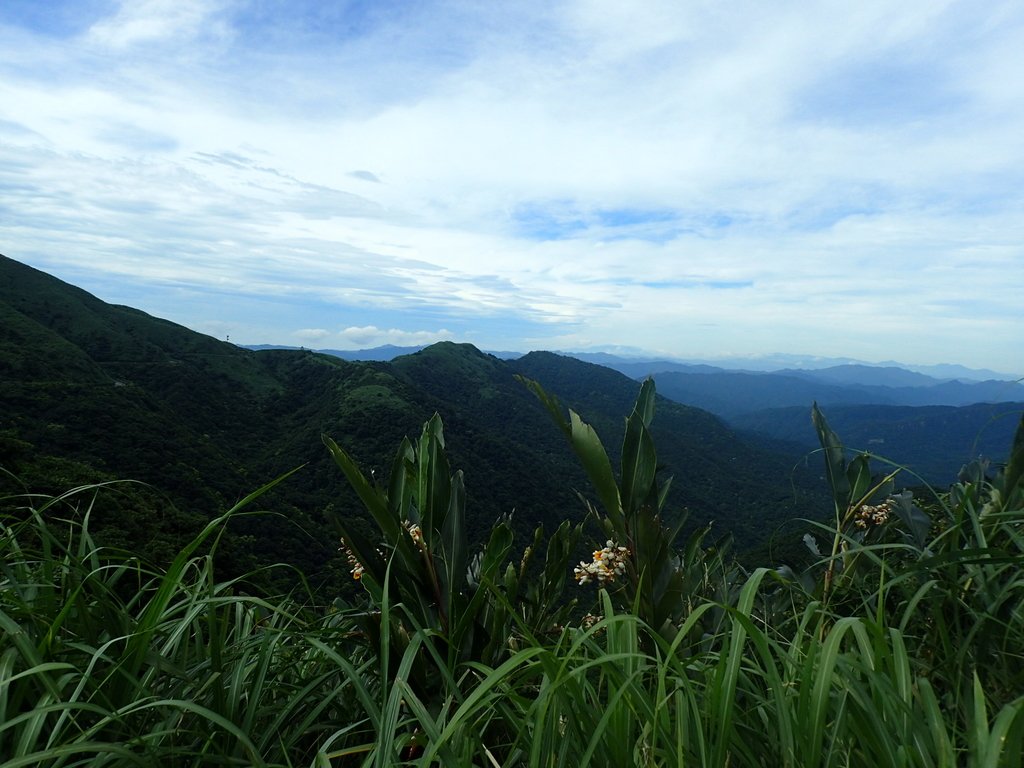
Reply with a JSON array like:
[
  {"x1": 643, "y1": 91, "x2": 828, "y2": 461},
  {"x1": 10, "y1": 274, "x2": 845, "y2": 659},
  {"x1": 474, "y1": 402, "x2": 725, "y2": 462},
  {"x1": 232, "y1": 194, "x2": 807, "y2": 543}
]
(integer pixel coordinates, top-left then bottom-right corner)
[
  {"x1": 582, "y1": 353, "x2": 1019, "y2": 385},
  {"x1": 730, "y1": 401, "x2": 1024, "y2": 484},
  {"x1": 591, "y1": 356, "x2": 1022, "y2": 482},
  {"x1": 646, "y1": 369, "x2": 1023, "y2": 417},
  {"x1": 1, "y1": 254, "x2": 822, "y2": 587}
]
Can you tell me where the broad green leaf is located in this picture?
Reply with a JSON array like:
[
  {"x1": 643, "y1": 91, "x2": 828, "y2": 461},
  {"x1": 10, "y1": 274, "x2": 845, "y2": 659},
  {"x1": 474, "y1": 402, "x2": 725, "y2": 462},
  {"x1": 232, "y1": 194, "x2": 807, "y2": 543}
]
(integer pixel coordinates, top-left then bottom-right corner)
[
  {"x1": 633, "y1": 377, "x2": 656, "y2": 428},
  {"x1": 568, "y1": 409, "x2": 622, "y2": 524},
  {"x1": 891, "y1": 490, "x2": 931, "y2": 548},
  {"x1": 387, "y1": 437, "x2": 415, "y2": 517},
  {"x1": 323, "y1": 435, "x2": 401, "y2": 541},
  {"x1": 417, "y1": 413, "x2": 451, "y2": 543},
  {"x1": 811, "y1": 403, "x2": 850, "y2": 515},
  {"x1": 620, "y1": 415, "x2": 657, "y2": 517},
  {"x1": 440, "y1": 469, "x2": 468, "y2": 608},
  {"x1": 846, "y1": 454, "x2": 872, "y2": 510},
  {"x1": 516, "y1": 375, "x2": 572, "y2": 440},
  {"x1": 520, "y1": 374, "x2": 621, "y2": 520}
]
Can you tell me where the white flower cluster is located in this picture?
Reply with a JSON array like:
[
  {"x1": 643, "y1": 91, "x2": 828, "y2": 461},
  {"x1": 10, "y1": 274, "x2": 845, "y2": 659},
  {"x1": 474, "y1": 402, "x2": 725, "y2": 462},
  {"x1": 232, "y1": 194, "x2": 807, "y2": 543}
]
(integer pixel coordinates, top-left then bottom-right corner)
[
  {"x1": 574, "y1": 541, "x2": 630, "y2": 585},
  {"x1": 339, "y1": 521, "x2": 426, "y2": 582},
  {"x1": 339, "y1": 538, "x2": 365, "y2": 581},
  {"x1": 404, "y1": 521, "x2": 425, "y2": 548},
  {"x1": 854, "y1": 500, "x2": 893, "y2": 529}
]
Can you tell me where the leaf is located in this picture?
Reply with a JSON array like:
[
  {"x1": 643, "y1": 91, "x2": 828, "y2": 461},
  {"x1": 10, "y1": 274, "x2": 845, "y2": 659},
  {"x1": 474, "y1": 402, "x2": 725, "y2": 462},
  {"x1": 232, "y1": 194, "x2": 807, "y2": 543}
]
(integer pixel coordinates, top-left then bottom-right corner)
[
  {"x1": 323, "y1": 434, "x2": 401, "y2": 541},
  {"x1": 481, "y1": 518, "x2": 514, "y2": 576},
  {"x1": 811, "y1": 403, "x2": 850, "y2": 515},
  {"x1": 520, "y1": 375, "x2": 622, "y2": 522},
  {"x1": 387, "y1": 437, "x2": 415, "y2": 518},
  {"x1": 568, "y1": 409, "x2": 622, "y2": 524},
  {"x1": 890, "y1": 490, "x2": 931, "y2": 549},
  {"x1": 417, "y1": 413, "x2": 451, "y2": 543},
  {"x1": 515, "y1": 375, "x2": 572, "y2": 440},
  {"x1": 633, "y1": 377, "x2": 657, "y2": 428},
  {"x1": 846, "y1": 454, "x2": 873, "y2": 509},
  {"x1": 803, "y1": 533, "x2": 822, "y2": 559},
  {"x1": 959, "y1": 457, "x2": 990, "y2": 487},
  {"x1": 441, "y1": 469, "x2": 468, "y2": 604},
  {"x1": 620, "y1": 411, "x2": 657, "y2": 517}
]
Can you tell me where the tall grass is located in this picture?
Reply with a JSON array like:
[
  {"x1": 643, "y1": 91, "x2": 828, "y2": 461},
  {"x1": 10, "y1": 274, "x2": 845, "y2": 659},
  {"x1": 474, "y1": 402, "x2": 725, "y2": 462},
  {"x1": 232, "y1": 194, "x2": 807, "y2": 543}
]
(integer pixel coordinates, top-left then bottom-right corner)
[
  {"x1": 0, "y1": 475, "x2": 375, "y2": 766},
  {"x1": 2, "y1": 391, "x2": 1023, "y2": 766}
]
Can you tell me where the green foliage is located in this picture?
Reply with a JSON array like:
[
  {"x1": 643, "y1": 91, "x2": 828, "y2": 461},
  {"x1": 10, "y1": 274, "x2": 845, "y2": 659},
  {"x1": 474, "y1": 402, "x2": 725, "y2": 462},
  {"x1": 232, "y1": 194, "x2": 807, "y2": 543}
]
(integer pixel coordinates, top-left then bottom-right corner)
[
  {"x1": 0, "y1": 474, "x2": 355, "y2": 767},
  {"x1": 521, "y1": 375, "x2": 728, "y2": 639},
  {"x1": 323, "y1": 412, "x2": 583, "y2": 735},
  {"x1": 3, "y1": 369, "x2": 1024, "y2": 765}
]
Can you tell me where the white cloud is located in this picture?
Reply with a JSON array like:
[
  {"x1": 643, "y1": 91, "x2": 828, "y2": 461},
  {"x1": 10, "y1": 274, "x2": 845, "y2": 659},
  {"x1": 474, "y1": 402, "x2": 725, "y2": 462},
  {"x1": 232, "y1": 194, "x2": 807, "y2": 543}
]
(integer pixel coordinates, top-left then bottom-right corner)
[
  {"x1": 0, "y1": 0, "x2": 1022, "y2": 371},
  {"x1": 335, "y1": 326, "x2": 455, "y2": 348},
  {"x1": 86, "y1": 0, "x2": 225, "y2": 49}
]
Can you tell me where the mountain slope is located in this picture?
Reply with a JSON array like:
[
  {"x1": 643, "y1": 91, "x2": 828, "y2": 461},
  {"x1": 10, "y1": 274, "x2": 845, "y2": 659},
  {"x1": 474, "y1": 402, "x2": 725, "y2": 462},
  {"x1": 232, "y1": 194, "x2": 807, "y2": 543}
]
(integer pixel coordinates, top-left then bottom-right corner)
[
  {"x1": 777, "y1": 364, "x2": 943, "y2": 388},
  {"x1": 1, "y1": 255, "x2": 825, "y2": 583},
  {"x1": 650, "y1": 370, "x2": 897, "y2": 418},
  {"x1": 508, "y1": 352, "x2": 826, "y2": 545},
  {"x1": 731, "y1": 402, "x2": 1024, "y2": 484},
  {"x1": 648, "y1": 368, "x2": 1023, "y2": 417}
]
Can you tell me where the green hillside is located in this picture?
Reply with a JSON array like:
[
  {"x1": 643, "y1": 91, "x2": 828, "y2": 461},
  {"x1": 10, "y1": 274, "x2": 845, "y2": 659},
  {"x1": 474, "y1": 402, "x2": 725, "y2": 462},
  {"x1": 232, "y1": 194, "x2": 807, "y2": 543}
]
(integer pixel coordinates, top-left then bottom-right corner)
[{"x1": 1, "y1": 254, "x2": 820, "y2": 587}]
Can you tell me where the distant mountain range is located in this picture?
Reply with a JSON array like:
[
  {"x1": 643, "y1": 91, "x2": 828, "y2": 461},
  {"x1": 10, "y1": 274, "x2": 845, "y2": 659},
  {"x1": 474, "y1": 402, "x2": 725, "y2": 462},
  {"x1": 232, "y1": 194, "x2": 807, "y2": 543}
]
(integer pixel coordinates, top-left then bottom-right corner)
[
  {"x1": 732, "y1": 402, "x2": 1022, "y2": 484},
  {"x1": 243, "y1": 346, "x2": 1024, "y2": 482},
  {"x1": 639, "y1": 368, "x2": 1022, "y2": 416},
  {"x1": 245, "y1": 343, "x2": 433, "y2": 361},
  {"x1": 570, "y1": 355, "x2": 1022, "y2": 482},
  {"x1": 560, "y1": 350, "x2": 1020, "y2": 382},
  {"x1": 246, "y1": 343, "x2": 1020, "y2": 383}
]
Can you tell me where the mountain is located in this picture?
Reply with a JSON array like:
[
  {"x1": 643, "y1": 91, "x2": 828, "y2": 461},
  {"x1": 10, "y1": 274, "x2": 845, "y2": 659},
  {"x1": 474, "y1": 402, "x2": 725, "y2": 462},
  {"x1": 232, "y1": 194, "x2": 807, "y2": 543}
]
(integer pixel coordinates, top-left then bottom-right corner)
[
  {"x1": 583, "y1": 359, "x2": 731, "y2": 379},
  {"x1": 638, "y1": 364, "x2": 1023, "y2": 482},
  {"x1": 242, "y1": 346, "x2": 1022, "y2": 385},
  {"x1": 245, "y1": 344, "x2": 525, "y2": 361},
  {"x1": 249, "y1": 343, "x2": 428, "y2": 361},
  {"x1": 637, "y1": 369, "x2": 1023, "y2": 418},
  {"x1": 383, "y1": 344, "x2": 826, "y2": 548},
  {"x1": 897, "y1": 362, "x2": 1020, "y2": 382},
  {"x1": 645, "y1": 371, "x2": 897, "y2": 418},
  {"x1": 778, "y1": 366, "x2": 1024, "y2": 404},
  {"x1": 777, "y1": 364, "x2": 944, "y2": 389},
  {"x1": 563, "y1": 351, "x2": 1020, "y2": 382},
  {"x1": 731, "y1": 402, "x2": 1024, "y2": 484},
  {"x1": 1, "y1": 254, "x2": 824, "y2": 587}
]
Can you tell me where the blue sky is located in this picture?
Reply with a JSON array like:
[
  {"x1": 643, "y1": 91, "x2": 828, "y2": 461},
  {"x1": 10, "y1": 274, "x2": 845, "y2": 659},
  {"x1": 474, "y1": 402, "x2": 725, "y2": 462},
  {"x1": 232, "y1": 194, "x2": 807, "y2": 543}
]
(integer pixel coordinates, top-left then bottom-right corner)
[{"x1": 1, "y1": 0, "x2": 1022, "y2": 372}]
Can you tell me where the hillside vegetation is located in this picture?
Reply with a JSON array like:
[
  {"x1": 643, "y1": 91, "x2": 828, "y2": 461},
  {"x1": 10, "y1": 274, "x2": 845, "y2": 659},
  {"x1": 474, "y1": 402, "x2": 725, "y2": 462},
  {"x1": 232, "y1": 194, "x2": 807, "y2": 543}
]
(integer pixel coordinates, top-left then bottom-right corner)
[
  {"x1": 4, "y1": 253, "x2": 1022, "y2": 765},
  {"x1": 2, "y1": 379, "x2": 1022, "y2": 766},
  {"x1": 1, "y1": 254, "x2": 823, "y2": 587}
]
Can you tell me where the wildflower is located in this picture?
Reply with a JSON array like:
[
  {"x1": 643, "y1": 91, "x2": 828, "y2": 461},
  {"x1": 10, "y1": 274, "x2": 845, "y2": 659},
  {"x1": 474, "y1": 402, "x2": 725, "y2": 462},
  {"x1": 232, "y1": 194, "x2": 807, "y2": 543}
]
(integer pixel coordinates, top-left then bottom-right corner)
[
  {"x1": 339, "y1": 538, "x2": 365, "y2": 580},
  {"x1": 574, "y1": 540, "x2": 630, "y2": 585},
  {"x1": 853, "y1": 500, "x2": 893, "y2": 529},
  {"x1": 404, "y1": 521, "x2": 426, "y2": 550}
]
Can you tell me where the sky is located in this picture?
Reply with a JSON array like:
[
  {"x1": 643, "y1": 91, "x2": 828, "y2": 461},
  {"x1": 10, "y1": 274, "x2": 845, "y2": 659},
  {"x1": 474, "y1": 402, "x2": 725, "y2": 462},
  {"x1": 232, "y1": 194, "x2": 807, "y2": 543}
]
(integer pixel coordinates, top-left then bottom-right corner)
[{"x1": 1, "y1": 0, "x2": 1022, "y2": 373}]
